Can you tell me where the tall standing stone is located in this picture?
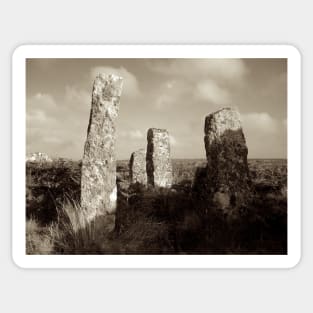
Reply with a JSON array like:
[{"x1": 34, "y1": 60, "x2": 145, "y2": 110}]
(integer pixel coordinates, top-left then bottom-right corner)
[
  {"x1": 129, "y1": 148, "x2": 147, "y2": 185},
  {"x1": 81, "y1": 74, "x2": 123, "y2": 221},
  {"x1": 203, "y1": 108, "x2": 250, "y2": 213},
  {"x1": 146, "y1": 128, "x2": 173, "y2": 188}
]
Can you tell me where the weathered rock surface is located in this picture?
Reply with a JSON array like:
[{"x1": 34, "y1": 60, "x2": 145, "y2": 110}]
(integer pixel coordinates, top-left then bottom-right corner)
[
  {"x1": 146, "y1": 128, "x2": 173, "y2": 188},
  {"x1": 81, "y1": 74, "x2": 123, "y2": 221},
  {"x1": 129, "y1": 148, "x2": 147, "y2": 185},
  {"x1": 203, "y1": 108, "x2": 250, "y2": 213}
]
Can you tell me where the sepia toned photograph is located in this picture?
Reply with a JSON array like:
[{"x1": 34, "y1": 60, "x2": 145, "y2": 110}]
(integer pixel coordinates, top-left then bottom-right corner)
[
  {"x1": 24, "y1": 56, "x2": 289, "y2": 255},
  {"x1": 11, "y1": 45, "x2": 301, "y2": 267}
]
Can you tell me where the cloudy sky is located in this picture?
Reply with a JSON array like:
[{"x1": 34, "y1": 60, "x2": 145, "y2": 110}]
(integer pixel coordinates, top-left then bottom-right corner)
[{"x1": 26, "y1": 58, "x2": 287, "y2": 160}]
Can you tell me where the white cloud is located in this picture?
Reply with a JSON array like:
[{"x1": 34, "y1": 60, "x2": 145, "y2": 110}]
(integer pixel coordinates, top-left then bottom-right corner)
[
  {"x1": 65, "y1": 85, "x2": 90, "y2": 104},
  {"x1": 43, "y1": 136, "x2": 63, "y2": 144},
  {"x1": 148, "y1": 59, "x2": 247, "y2": 83},
  {"x1": 91, "y1": 66, "x2": 140, "y2": 98},
  {"x1": 147, "y1": 59, "x2": 248, "y2": 111},
  {"x1": 155, "y1": 94, "x2": 174, "y2": 110},
  {"x1": 26, "y1": 109, "x2": 47, "y2": 123},
  {"x1": 26, "y1": 93, "x2": 57, "y2": 124},
  {"x1": 26, "y1": 89, "x2": 90, "y2": 159},
  {"x1": 195, "y1": 79, "x2": 231, "y2": 104},
  {"x1": 119, "y1": 129, "x2": 144, "y2": 139},
  {"x1": 197, "y1": 59, "x2": 247, "y2": 81},
  {"x1": 153, "y1": 79, "x2": 188, "y2": 111},
  {"x1": 129, "y1": 130, "x2": 144, "y2": 139},
  {"x1": 28, "y1": 92, "x2": 57, "y2": 111},
  {"x1": 169, "y1": 135, "x2": 178, "y2": 146},
  {"x1": 166, "y1": 80, "x2": 176, "y2": 89},
  {"x1": 241, "y1": 112, "x2": 279, "y2": 134},
  {"x1": 63, "y1": 85, "x2": 91, "y2": 118}
]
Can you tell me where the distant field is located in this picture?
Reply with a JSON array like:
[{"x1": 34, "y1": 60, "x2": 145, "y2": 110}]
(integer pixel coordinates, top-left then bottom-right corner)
[
  {"x1": 26, "y1": 158, "x2": 287, "y2": 189},
  {"x1": 117, "y1": 158, "x2": 287, "y2": 185}
]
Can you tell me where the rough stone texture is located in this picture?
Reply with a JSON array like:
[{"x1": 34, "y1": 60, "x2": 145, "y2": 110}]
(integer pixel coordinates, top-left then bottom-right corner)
[
  {"x1": 81, "y1": 74, "x2": 123, "y2": 221},
  {"x1": 203, "y1": 108, "x2": 250, "y2": 213},
  {"x1": 129, "y1": 149, "x2": 147, "y2": 185},
  {"x1": 146, "y1": 128, "x2": 173, "y2": 188}
]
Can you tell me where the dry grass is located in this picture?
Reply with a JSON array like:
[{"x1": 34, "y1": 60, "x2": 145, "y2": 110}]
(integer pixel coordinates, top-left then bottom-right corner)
[
  {"x1": 26, "y1": 159, "x2": 287, "y2": 255},
  {"x1": 26, "y1": 199, "x2": 116, "y2": 255},
  {"x1": 26, "y1": 218, "x2": 54, "y2": 254},
  {"x1": 53, "y1": 200, "x2": 118, "y2": 254}
]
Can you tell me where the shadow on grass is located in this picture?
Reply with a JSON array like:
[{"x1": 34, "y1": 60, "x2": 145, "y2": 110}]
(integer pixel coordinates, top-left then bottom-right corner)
[
  {"x1": 114, "y1": 179, "x2": 287, "y2": 255},
  {"x1": 26, "y1": 177, "x2": 287, "y2": 255}
]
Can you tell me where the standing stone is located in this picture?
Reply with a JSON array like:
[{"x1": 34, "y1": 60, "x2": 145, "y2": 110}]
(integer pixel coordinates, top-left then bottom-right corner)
[
  {"x1": 129, "y1": 148, "x2": 147, "y2": 185},
  {"x1": 81, "y1": 74, "x2": 123, "y2": 221},
  {"x1": 146, "y1": 128, "x2": 173, "y2": 188},
  {"x1": 203, "y1": 108, "x2": 250, "y2": 213}
]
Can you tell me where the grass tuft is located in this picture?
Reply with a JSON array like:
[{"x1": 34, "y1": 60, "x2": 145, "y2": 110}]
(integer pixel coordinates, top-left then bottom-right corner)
[{"x1": 26, "y1": 218, "x2": 54, "y2": 254}]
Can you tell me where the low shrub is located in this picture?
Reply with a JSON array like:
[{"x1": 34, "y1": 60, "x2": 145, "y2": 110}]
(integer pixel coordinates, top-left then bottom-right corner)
[{"x1": 25, "y1": 159, "x2": 287, "y2": 255}]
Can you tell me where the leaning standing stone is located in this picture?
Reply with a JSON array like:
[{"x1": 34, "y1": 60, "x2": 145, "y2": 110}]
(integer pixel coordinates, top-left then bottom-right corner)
[
  {"x1": 146, "y1": 128, "x2": 173, "y2": 188},
  {"x1": 129, "y1": 148, "x2": 147, "y2": 185},
  {"x1": 81, "y1": 74, "x2": 123, "y2": 221},
  {"x1": 203, "y1": 108, "x2": 250, "y2": 213}
]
